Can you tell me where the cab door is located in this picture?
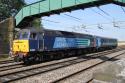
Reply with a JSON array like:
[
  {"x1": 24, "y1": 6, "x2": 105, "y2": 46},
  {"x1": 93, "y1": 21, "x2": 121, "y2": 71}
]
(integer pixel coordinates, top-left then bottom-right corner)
[
  {"x1": 38, "y1": 32, "x2": 44, "y2": 51},
  {"x1": 29, "y1": 33, "x2": 39, "y2": 52},
  {"x1": 96, "y1": 37, "x2": 101, "y2": 48}
]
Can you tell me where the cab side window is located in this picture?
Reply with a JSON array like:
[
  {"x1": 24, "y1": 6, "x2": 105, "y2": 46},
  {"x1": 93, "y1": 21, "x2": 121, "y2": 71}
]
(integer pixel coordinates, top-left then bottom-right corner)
[
  {"x1": 30, "y1": 33, "x2": 37, "y2": 39},
  {"x1": 39, "y1": 33, "x2": 43, "y2": 40},
  {"x1": 14, "y1": 32, "x2": 20, "y2": 39},
  {"x1": 22, "y1": 32, "x2": 28, "y2": 38}
]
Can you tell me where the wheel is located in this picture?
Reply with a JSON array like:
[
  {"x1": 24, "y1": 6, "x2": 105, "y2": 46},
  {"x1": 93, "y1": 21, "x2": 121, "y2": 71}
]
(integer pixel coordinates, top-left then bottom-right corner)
[
  {"x1": 14, "y1": 56, "x2": 21, "y2": 62},
  {"x1": 34, "y1": 55, "x2": 41, "y2": 63},
  {"x1": 23, "y1": 57, "x2": 30, "y2": 65}
]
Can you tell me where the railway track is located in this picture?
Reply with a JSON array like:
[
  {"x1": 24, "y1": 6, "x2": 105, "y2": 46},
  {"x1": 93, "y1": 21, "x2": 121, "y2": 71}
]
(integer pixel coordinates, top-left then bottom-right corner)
[
  {"x1": 0, "y1": 48, "x2": 121, "y2": 72},
  {"x1": 0, "y1": 60, "x2": 14, "y2": 64},
  {"x1": 0, "y1": 62, "x2": 24, "y2": 72},
  {"x1": 52, "y1": 51, "x2": 125, "y2": 83},
  {"x1": 0, "y1": 48, "x2": 124, "y2": 83}
]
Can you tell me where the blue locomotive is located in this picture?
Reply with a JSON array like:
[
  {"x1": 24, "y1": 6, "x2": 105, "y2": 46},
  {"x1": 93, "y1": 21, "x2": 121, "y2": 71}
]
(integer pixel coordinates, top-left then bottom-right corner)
[{"x1": 12, "y1": 28, "x2": 117, "y2": 63}]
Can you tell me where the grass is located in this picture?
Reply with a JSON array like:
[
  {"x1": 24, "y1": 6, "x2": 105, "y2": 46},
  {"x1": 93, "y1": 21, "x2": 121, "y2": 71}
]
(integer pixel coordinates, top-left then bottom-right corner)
[{"x1": 0, "y1": 54, "x2": 11, "y2": 61}]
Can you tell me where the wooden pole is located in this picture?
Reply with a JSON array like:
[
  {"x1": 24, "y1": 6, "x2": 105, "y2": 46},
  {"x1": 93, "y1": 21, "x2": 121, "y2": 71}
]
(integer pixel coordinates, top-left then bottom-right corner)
[{"x1": 8, "y1": 17, "x2": 14, "y2": 50}]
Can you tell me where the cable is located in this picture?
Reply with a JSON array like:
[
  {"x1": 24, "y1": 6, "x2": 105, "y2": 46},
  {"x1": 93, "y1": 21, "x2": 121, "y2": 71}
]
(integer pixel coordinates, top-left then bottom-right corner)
[
  {"x1": 76, "y1": 0, "x2": 112, "y2": 21},
  {"x1": 64, "y1": 14, "x2": 82, "y2": 21},
  {"x1": 42, "y1": 18, "x2": 60, "y2": 23},
  {"x1": 78, "y1": 0, "x2": 114, "y2": 21},
  {"x1": 120, "y1": 0, "x2": 125, "y2": 14},
  {"x1": 121, "y1": 6, "x2": 125, "y2": 14},
  {"x1": 97, "y1": 7, "x2": 115, "y2": 21},
  {"x1": 75, "y1": 20, "x2": 125, "y2": 29},
  {"x1": 27, "y1": 1, "x2": 125, "y2": 30},
  {"x1": 97, "y1": 7, "x2": 111, "y2": 16},
  {"x1": 28, "y1": 5, "x2": 62, "y2": 24},
  {"x1": 59, "y1": 13, "x2": 86, "y2": 23},
  {"x1": 29, "y1": 1, "x2": 86, "y2": 23},
  {"x1": 97, "y1": 24, "x2": 103, "y2": 29},
  {"x1": 88, "y1": 8, "x2": 110, "y2": 21},
  {"x1": 113, "y1": 21, "x2": 120, "y2": 28}
]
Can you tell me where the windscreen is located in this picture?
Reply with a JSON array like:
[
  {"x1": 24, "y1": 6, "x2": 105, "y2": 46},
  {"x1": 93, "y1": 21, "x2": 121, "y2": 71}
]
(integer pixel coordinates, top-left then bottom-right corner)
[
  {"x1": 14, "y1": 32, "x2": 20, "y2": 39},
  {"x1": 21, "y1": 32, "x2": 29, "y2": 39},
  {"x1": 30, "y1": 33, "x2": 37, "y2": 39}
]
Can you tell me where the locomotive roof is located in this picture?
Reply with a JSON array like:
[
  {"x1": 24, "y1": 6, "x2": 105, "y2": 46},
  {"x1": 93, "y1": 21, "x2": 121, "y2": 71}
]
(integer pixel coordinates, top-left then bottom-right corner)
[
  {"x1": 19, "y1": 27, "x2": 117, "y2": 40},
  {"x1": 20, "y1": 27, "x2": 93, "y2": 36},
  {"x1": 94, "y1": 35, "x2": 117, "y2": 40},
  {"x1": 45, "y1": 29, "x2": 117, "y2": 40},
  {"x1": 19, "y1": 28, "x2": 43, "y2": 33},
  {"x1": 44, "y1": 29, "x2": 93, "y2": 36}
]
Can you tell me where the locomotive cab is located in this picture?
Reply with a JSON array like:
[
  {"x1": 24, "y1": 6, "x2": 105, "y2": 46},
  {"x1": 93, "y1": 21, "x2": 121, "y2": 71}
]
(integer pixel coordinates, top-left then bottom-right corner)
[
  {"x1": 12, "y1": 28, "x2": 44, "y2": 62},
  {"x1": 13, "y1": 29, "x2": 30, "y2": 53}
]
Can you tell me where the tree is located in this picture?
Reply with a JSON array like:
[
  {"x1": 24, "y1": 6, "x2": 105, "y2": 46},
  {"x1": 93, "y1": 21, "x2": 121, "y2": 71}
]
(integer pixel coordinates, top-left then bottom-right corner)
[
  {"x1": 32, "y1": 18, "x2": 43, "y2": 29},
  {"x1": 0, "y1": 0, "x2": 26, "y2": 21}
]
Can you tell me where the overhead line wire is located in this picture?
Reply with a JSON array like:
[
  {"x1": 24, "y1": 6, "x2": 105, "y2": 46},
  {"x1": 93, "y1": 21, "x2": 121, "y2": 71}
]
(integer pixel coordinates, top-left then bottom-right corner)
[
  {"x1": 76, "y1": 0, "x2": 112, "y2": 21},
  {"x1": 120, "y1": 0, "x2": 125, "y2": 14},
  {"x1": 121, "y1": 6, "x2": 125, "y2": 14},
  {"x1": 28, "y1": 1, "x2": 125, "y2": 30},
  {"x1": 28, "y1": 6, "x2": 60, "y2": 24},
  {"x1": 97, "y1": 7, "x2": 115, "y2": 21},
  {"x1": 64, "y1": 14, "x2": 82, "y2": 21},
  {"x1": 30, "y1": 3, "x2": 85, "y2": 24},
  {"x1": 42, "y1": 18, "x2": 60, "y2": 23},
  {"x1": 97, "y1": 7, "x2": 111, "y2": 17},
  {"x1": 89, "y1": 8, "x2": 111, "y2": 21}
]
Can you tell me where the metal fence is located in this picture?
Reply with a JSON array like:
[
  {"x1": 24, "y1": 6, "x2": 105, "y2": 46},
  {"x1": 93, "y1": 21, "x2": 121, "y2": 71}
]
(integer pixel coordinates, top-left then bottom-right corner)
[{"x1": 0, "y1": 17, "x2": 14, "y2": 54}]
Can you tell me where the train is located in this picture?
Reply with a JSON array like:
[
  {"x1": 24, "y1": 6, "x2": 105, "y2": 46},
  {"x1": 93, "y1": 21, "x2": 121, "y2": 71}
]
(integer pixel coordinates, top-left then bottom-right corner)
[{"x1": 12, "y1": 28, "x2": 118, "y2": 63}]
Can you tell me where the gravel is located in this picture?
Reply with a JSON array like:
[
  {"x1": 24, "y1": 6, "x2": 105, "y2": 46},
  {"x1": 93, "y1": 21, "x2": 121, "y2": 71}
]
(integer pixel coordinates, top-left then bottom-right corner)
[
  {"x1": 0, "y1": 56, "x2": 79, "y2": 76},
  {"x1": 59, "y1": 52, "x2": 125, "y2": 83},
  {"x1": 0, "y1": 62, "x2": 22, "y2": 68},
  {"x1": 14, "y1": 50, "x2": 125, "y2": 83}
]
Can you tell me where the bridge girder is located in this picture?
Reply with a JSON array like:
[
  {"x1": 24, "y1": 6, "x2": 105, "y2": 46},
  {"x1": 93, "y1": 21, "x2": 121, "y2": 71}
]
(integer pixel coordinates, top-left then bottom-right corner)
[{"x1": 15, "y1": 0, "x2": 125, "y2": 28}]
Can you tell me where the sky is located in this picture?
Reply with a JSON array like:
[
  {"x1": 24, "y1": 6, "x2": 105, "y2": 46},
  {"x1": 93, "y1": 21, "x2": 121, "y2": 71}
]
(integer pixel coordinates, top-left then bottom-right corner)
[{"x1": 25, "y1": 0, "x2": 125, "y2": 41}]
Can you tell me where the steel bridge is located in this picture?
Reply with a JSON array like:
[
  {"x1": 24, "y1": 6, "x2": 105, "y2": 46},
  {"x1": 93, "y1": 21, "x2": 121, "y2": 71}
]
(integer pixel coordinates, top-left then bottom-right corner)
[{"x1": 15, "y1": 0, "x2": 125, "y2": 27}]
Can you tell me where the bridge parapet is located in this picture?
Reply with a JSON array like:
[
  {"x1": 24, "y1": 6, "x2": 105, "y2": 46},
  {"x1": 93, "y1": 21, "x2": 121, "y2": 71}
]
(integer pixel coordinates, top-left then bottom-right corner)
[{"x1": 15, "y1": 0, "x2": 125, "y2": 28}]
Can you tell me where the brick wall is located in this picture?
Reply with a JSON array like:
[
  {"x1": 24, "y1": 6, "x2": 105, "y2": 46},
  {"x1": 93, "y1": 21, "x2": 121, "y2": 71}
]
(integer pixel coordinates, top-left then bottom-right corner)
[{"x1": 0, "y1": 17, "x2": 14, "y2": 54}]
